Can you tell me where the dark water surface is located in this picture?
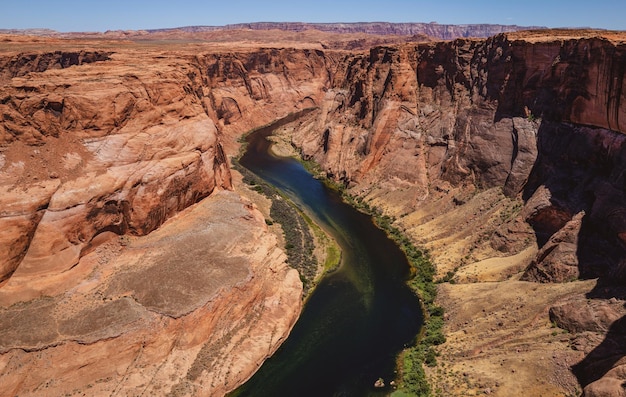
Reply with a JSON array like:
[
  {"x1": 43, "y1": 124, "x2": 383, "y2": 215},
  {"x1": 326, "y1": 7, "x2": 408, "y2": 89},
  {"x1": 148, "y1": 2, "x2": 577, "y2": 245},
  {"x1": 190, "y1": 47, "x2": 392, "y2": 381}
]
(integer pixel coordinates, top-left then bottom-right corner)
[{"x1": 232, "y1": 115, "x2": 423, "y2": 397}]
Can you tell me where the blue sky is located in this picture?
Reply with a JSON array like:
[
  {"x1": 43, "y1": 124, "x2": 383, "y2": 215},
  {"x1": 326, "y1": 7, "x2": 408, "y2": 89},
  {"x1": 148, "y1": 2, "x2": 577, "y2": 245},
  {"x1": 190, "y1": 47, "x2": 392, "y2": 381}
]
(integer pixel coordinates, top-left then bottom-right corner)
[{"x1": 2, "y1": 0, "x2": 624, "y2": 32}]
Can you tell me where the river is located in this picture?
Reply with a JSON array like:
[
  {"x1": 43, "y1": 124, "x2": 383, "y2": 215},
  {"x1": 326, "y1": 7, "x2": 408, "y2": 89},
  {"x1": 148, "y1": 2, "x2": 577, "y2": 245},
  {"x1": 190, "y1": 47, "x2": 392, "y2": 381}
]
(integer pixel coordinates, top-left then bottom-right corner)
[{"x1": 231, "y1": 114, "x2": 423, "y2": 396}]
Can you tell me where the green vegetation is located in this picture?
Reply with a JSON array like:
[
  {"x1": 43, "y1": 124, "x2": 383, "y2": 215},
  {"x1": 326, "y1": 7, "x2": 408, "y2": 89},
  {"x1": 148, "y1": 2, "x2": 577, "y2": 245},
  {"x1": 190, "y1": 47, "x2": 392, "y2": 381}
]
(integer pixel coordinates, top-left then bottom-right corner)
[
  {"x1": 301, "y1": 212, "x2": 342, "y2": 274},
  {"x1": 316, "y1": 183, "x2": 445, "y2": 396},
  {"x1": 524, "y1": 105, "x2": 538, "y2": 122},
  {"x1": 438, "y1": 269, "x2": 457, "y2": 284},
  {"x1": 323, "y1": 239, "x2": 342, "y2": 273},
  {"x1": 499, "y1": 200, "x2": 523, "y2": 223},
  {"x1": 237, "y1": 121, "x2": 443, "y2": 395},
  {"x1": 373, "y1": 210, "x2": 445, "y2": 396},
  {"x1": 232, "y1": 159, "x2": 340, "y2": 295}
]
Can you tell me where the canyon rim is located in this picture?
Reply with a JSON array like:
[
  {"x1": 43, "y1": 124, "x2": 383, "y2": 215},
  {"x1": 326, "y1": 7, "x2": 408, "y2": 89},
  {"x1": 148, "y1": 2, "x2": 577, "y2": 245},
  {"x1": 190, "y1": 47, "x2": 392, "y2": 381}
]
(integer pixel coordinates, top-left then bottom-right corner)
[{"x1": 0, "y1": 24, "x2": 626, "y2": 396}]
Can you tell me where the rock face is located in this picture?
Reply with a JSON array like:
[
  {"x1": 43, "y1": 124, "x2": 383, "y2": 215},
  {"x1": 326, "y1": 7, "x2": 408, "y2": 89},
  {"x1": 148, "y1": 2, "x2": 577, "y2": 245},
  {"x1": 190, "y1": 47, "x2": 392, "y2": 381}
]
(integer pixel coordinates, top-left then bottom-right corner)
[
  {"x1": 0, "y1": 42, "x2": 329, "y2": 396},
  {"x1": 284, "y1": 31, "x2": 626, "y2": 395},
  {"x1": 293, "y1": 38, "x2": 544, "y2": 202},
  {"x1": 294, "y1": 31, "x2": 626, "y2": 195},
  {"x1": 521, "y1": 211, "x2": 584, "y2": 282},
  {"x1": 0, "y1": 190, "x2": 302, "y2": 396},
  {"x1": 521, "y1": 121, "x2": 626, "y2": 284},
  {"x1": 192, "y1": 47, "x2": 336, "y2": 150},
  {"x1": 0, "y1": 49, "x2": 111, "y2": 81},
  {"x1": 0, "y1": 50, "x2": 232, "y2": 299},
  {"x1": 2, "y1": 29, "x2": 626, "y2": 396}
]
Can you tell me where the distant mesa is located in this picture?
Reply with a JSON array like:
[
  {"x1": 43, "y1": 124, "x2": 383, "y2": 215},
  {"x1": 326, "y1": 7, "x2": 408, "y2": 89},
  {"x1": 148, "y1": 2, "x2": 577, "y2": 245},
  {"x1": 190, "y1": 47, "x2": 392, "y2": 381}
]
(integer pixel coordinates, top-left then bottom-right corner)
[
  {"x1": 0, "y1": 28, "x2": 58, "y2": 36},
  {"x1": 150, "y1": 22, "x2": 547, "y2": 40},
  {"x1": 1, "y1": 22, "x2": 546, "y2": 41}
]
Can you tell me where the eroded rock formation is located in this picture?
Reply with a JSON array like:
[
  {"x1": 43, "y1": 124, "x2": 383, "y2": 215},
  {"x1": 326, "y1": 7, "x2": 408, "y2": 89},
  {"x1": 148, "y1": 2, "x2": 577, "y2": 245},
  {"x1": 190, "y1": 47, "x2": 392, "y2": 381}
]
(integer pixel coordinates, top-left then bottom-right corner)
[
  {"x1": 0, "y1": 36, "x2": 344, "y2": 396},
  {"x1": 0, "y1": 43, "x2": 323, "y2": 396},
  {"x1": 286, "y1": 30, "x2": 626, "y2": 396},
  {"x1": 2, "y1": 29, "x2": 626, "y2": 396},
  {"x1": 0, "y1": 50, "x2": 231, "y2": 297},
  {"x1": 0, "y1": 190, "x2": 302, "y2": 396}
]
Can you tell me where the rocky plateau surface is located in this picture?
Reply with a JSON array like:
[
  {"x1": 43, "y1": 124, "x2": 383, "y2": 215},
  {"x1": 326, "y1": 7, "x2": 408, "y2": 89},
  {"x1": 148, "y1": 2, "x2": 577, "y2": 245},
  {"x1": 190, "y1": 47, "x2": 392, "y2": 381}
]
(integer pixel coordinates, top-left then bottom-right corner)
[{"x1": 1, "y1": 28, "x2": 626, "y2": 396}]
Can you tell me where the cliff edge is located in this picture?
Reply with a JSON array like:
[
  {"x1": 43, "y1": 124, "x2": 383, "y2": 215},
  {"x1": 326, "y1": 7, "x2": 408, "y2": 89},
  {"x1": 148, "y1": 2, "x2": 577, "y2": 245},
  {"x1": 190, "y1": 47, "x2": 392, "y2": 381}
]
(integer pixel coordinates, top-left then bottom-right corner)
[
  {"x1": 1, "y1": 29, "x2": 626, "y2": 396},
  {"x1": 287, "y1": 29, "x2": 626, "y2": 396}
]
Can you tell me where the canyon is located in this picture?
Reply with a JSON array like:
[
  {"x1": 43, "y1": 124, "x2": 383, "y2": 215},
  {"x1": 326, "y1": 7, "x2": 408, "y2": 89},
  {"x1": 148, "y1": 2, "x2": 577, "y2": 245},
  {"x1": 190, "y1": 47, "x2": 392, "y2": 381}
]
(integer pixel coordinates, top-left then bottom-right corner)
[{"x1": 0, "y1": 27, "x2": 625, "y2": 396}]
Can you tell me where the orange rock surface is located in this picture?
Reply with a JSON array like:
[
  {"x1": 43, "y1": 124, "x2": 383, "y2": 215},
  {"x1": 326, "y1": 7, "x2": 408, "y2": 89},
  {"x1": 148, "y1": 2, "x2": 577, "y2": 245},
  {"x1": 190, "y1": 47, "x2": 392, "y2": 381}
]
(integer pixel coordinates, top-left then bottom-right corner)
[
  {"x1": 0, "y1": 38, "x2": 314, "y2": 396},
  {"x1": 2, "y1": 29, "x2": 626, "y2": 397},
  {"x1": 0, "y1": 190, "x2": 301, "y2": 396}
]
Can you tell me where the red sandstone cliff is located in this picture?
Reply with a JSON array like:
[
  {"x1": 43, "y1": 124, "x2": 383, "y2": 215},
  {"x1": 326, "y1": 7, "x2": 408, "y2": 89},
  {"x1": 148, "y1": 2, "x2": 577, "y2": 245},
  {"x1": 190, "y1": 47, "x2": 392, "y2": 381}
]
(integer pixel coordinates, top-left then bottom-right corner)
[
  {"x1": 0, "y1": 43, "x2": 321, "y2": 396},
  {"x1": 293, "y1": 31, "x2": 626, "y2": 272},
  {"x1": 286, "y1": 30, "x2": 626, "y2": 396},
  {"x1": 0, "y1": 36, "x2": 345, "y2": 396},
  {"x1": 2, "y1": 29, "x2": 626, "y2": 396}
]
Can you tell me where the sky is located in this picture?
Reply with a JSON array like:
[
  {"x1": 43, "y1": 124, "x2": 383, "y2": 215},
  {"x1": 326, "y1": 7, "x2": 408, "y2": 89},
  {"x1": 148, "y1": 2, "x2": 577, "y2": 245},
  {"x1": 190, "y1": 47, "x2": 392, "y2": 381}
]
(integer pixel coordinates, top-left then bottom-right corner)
[{"x1": 1, "y1": 0, "x2": 624, "y2": 32}]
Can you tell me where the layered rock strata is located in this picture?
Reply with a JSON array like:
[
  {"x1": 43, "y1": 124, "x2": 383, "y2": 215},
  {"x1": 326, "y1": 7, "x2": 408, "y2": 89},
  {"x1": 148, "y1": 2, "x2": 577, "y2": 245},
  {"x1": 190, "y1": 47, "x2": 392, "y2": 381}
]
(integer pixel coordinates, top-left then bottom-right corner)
[
  {"x1": 0, "y1": 190, "x2": 302, "y2": 396},
  {"x1": 2, "y1": 29, "x2": 626, "y2": 397},
  {"x1": 285, "y1": 31, "x2": 626, "y2": 396},
  {"x1": 0, "y1": 50, "x2": 232, "y2": 299},
  {"x1": 0, "y1": 44, "x2": 329, "y2": 396}
]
